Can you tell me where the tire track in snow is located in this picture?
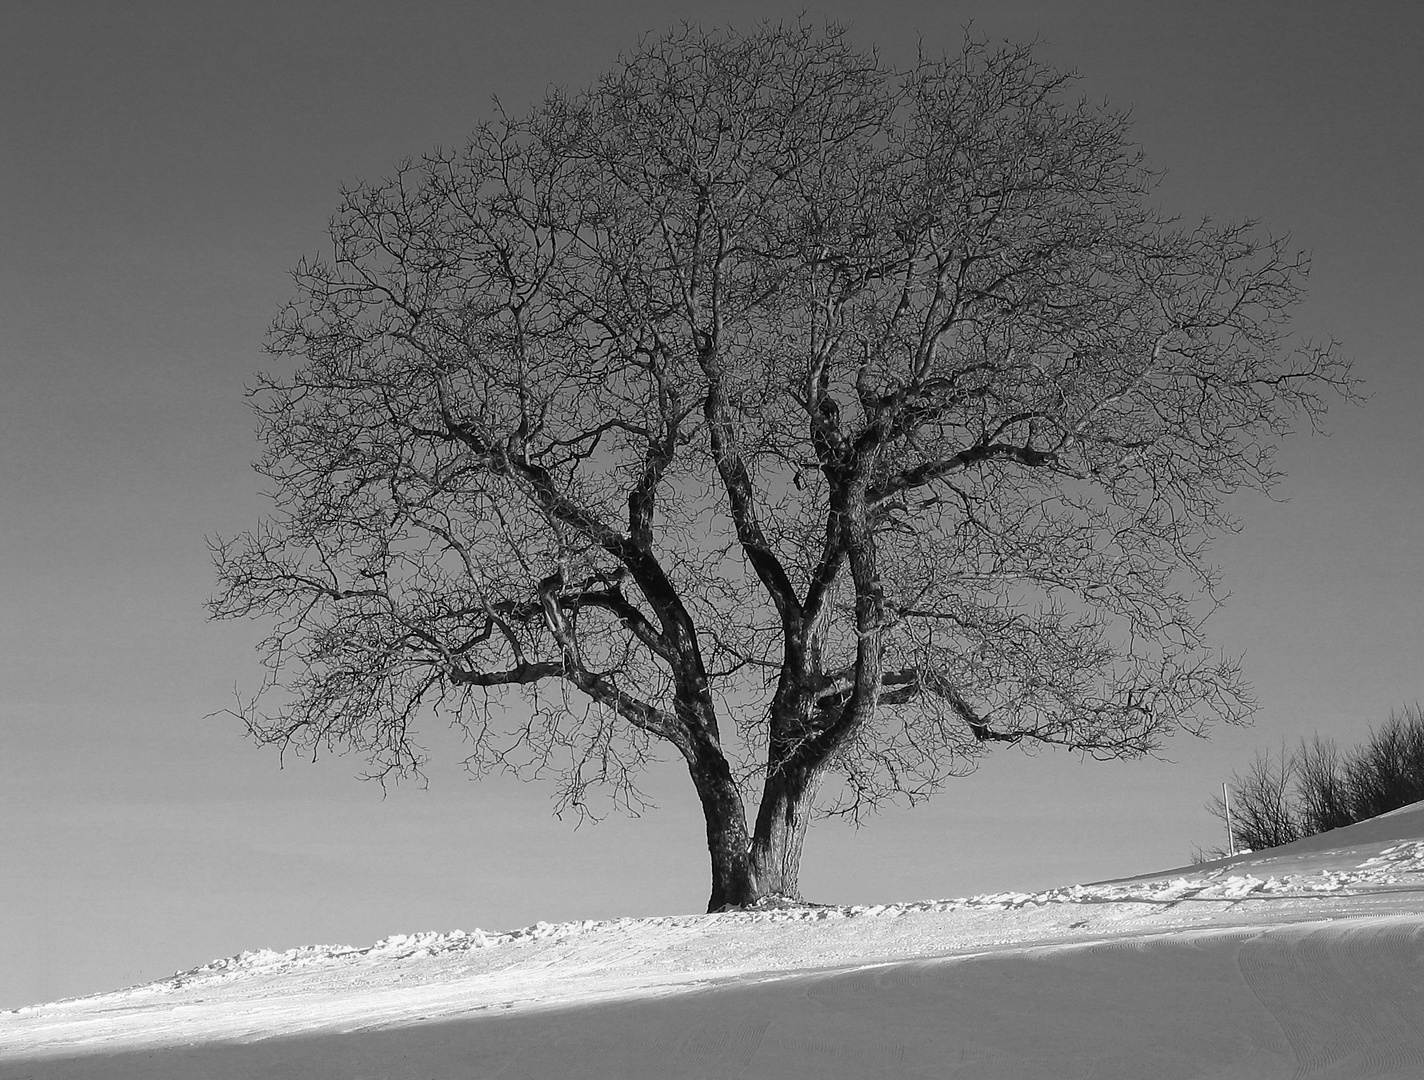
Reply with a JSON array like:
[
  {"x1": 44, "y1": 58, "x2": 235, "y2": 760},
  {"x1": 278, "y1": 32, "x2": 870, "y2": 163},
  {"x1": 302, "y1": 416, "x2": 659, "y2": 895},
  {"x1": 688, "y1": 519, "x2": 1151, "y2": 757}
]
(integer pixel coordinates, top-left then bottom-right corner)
[
  {"x1": 494, "y1": 1011, "x2": 770, "y2": 1080},
  {"x1": 792, "y1": 926, "x2": 1322, "y2": 1079},
  {"x1": 1237, "y1": 917, "x2": 1424, "y2": 1078}
]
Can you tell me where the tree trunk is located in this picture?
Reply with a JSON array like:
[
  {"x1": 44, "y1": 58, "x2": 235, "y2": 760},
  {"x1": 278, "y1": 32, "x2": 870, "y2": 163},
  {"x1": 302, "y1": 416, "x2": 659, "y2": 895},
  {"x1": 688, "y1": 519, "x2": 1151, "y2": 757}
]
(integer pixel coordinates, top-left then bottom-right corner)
[
  {"x1": 686, "y1": 746, "x2": 761, "y2": 911},
  {"x1": 747, "y1": 757, "x2": 823, "y2": 901}
]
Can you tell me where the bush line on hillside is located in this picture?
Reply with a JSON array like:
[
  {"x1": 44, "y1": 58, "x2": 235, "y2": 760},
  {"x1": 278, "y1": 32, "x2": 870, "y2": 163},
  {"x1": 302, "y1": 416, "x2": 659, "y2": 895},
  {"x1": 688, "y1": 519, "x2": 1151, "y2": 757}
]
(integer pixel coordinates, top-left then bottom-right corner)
[{"x1": 1201, "y1": 704, "x2": 1424, "y2": 857}]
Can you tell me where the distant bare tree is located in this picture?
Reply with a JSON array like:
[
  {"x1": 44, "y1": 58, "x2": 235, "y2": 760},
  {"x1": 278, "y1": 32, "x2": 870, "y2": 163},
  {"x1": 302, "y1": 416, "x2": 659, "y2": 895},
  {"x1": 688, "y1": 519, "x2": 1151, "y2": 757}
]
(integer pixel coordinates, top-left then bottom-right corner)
[
  {"x1": 1209, "y1": 745, "x2": 1302, "y2": 853},
  {"x1": 1206, "y1": 707, "x2": 1424, "y2": 857},
  {"x1": 211, "y1": 24, "x2": 1352, "y2": 909},
  {"x1": 1295, "y1": 734, "x2": 1352, "y2": 835},
  {"x1": 1344, "y1": 706, "x2": 1424, "y2": 821}
]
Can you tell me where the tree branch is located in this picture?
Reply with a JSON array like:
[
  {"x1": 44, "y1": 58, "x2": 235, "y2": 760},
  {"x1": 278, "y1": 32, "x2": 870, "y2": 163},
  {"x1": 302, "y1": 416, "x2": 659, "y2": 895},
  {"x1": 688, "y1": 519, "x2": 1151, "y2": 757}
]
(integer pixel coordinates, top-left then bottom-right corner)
[
  {"x1": 868, "y1": 438, "x2": 1061, "y2": 504},
  {"x1": 702, "y1": 359, "x2": 806, "y2": 634}
]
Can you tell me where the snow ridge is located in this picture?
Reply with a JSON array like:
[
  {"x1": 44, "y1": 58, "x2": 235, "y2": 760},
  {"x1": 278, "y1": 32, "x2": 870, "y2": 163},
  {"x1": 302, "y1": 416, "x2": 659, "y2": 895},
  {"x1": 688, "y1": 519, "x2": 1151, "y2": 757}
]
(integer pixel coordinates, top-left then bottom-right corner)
[{"x1": 122, "y1": 840, "x2": 1424, "y2": 996}]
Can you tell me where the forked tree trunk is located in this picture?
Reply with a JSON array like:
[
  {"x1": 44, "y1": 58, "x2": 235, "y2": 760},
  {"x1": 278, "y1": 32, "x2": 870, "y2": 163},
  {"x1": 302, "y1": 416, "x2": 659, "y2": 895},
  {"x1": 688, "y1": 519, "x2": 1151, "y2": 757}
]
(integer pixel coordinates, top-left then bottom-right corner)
[
  {"x1": 747, "y1": 758, "x2": 824, "y2": 901},
  {"x1": 686, "y1": 746, "x2": 760, "y2": 911}
]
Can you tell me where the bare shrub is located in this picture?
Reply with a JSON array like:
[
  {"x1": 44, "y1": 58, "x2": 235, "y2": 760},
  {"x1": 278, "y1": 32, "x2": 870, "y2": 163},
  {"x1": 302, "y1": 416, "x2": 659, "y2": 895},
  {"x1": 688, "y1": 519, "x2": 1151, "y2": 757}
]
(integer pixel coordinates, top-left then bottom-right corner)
[
  {"x1": 1205, "y1": 705, "x2": 1424, "y2": 856},
  {"x1": 1295, "y1": 734, "x2": 1352, "y2": 835},
  {"x1": 1343, "y1": 705, "x2": 1424, "y2": 821},
  {"x1": 1210, "y1": 745, "x2": 1301, "y2": 852}
]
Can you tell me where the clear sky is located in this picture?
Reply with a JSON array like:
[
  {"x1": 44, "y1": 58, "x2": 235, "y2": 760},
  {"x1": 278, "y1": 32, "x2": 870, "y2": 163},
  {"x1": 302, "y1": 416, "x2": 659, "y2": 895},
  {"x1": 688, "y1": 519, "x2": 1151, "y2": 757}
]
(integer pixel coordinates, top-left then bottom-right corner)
[{"x1": 2, "y1": 0, "x2": 1420, "y2": 1010}]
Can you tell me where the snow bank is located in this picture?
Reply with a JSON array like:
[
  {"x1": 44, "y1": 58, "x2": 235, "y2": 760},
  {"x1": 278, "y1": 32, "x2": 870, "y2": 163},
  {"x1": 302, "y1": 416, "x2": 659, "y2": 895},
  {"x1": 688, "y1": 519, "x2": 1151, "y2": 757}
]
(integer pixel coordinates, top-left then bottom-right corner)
[
  {"x1": 100, "y1": 837, "x2": 1423, "y2": 1002},
  {"x1": 5, "y1": 808, "x2": 1424, "y2": 1077}
]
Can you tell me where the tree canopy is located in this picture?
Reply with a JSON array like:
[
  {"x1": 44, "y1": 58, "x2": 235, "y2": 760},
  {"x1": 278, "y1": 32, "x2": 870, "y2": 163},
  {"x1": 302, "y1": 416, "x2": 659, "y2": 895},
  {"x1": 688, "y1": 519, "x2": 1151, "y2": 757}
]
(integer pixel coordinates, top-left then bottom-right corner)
[{"x1": 211, "y1": 23, "x2": 1352, "y2": 909}]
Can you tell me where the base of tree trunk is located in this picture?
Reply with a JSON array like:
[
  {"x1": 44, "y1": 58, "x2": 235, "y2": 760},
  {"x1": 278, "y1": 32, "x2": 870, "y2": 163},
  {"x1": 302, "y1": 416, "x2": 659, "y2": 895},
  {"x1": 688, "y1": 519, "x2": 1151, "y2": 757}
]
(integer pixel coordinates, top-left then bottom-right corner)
[
  {"x1": 710, "y1": 892, "x2": 835, "y2": 913},
  {"x1": 746, "y1": 761, "x2": 823, "y2": 902}
]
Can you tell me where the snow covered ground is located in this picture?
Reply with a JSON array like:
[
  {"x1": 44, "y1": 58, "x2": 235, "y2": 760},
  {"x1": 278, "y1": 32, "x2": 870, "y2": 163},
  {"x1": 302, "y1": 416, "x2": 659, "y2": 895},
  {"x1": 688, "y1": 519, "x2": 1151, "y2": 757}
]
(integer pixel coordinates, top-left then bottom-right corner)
[{"x1": 6, "y1": 805, "x2": 1424, "y2": 1078}]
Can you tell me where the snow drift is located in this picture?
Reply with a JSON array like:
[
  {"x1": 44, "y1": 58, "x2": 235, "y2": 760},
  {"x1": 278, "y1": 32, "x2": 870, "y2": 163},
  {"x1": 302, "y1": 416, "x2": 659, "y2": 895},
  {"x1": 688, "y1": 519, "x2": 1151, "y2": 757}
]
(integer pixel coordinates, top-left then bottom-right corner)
[{"x1": 6, "y1": 804, "x2": 1424, "y2": 1078}]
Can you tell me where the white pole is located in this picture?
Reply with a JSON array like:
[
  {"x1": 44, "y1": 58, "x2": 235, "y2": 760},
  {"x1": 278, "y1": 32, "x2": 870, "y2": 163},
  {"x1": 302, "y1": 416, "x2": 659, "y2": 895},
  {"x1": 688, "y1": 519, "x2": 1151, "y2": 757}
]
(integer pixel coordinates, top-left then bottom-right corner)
[{"x1": 1224, "y1": 782, "x2": 1236, "y2": 858}]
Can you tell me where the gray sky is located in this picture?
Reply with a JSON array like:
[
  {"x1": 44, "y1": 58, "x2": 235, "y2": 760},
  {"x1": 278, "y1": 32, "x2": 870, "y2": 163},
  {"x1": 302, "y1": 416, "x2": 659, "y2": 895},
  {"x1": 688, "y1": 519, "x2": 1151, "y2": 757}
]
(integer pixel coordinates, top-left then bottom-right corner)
[{"x1": 2, "y1": 0, "x2": 1421, "y2": 1009}]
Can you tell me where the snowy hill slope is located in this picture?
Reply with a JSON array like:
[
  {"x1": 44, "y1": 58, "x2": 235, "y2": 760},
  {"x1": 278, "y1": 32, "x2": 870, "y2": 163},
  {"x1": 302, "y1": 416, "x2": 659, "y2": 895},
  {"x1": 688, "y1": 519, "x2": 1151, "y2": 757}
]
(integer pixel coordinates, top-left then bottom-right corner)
[{"x1": 6, "y1": 804, "x2": 1424, "y2": 1078}]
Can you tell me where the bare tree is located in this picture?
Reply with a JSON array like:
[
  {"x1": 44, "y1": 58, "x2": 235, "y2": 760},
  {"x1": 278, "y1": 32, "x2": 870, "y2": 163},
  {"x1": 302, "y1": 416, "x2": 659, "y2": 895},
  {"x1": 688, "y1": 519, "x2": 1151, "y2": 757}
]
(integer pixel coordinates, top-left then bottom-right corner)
[
  {"x1": 1209, "y1": 745, "x2": 1302, "y2": 853},
  {"x1": 1295, "y1": 733, "x2": 1352, "y2": 835},
  {"x1": 1343, "y1": 705, "x2": 1424, "y2": 821},
  {"x1": 210, "y1": 24, "x2": 1353, "y2": 909}
]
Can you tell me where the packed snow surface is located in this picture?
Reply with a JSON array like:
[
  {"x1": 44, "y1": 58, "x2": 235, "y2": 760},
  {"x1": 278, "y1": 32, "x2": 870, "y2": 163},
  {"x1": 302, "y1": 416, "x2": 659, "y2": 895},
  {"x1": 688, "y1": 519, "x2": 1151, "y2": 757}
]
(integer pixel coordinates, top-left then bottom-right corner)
[{"x1": 7, "y1": 804, "x2": 1424, "y2": 1078}]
